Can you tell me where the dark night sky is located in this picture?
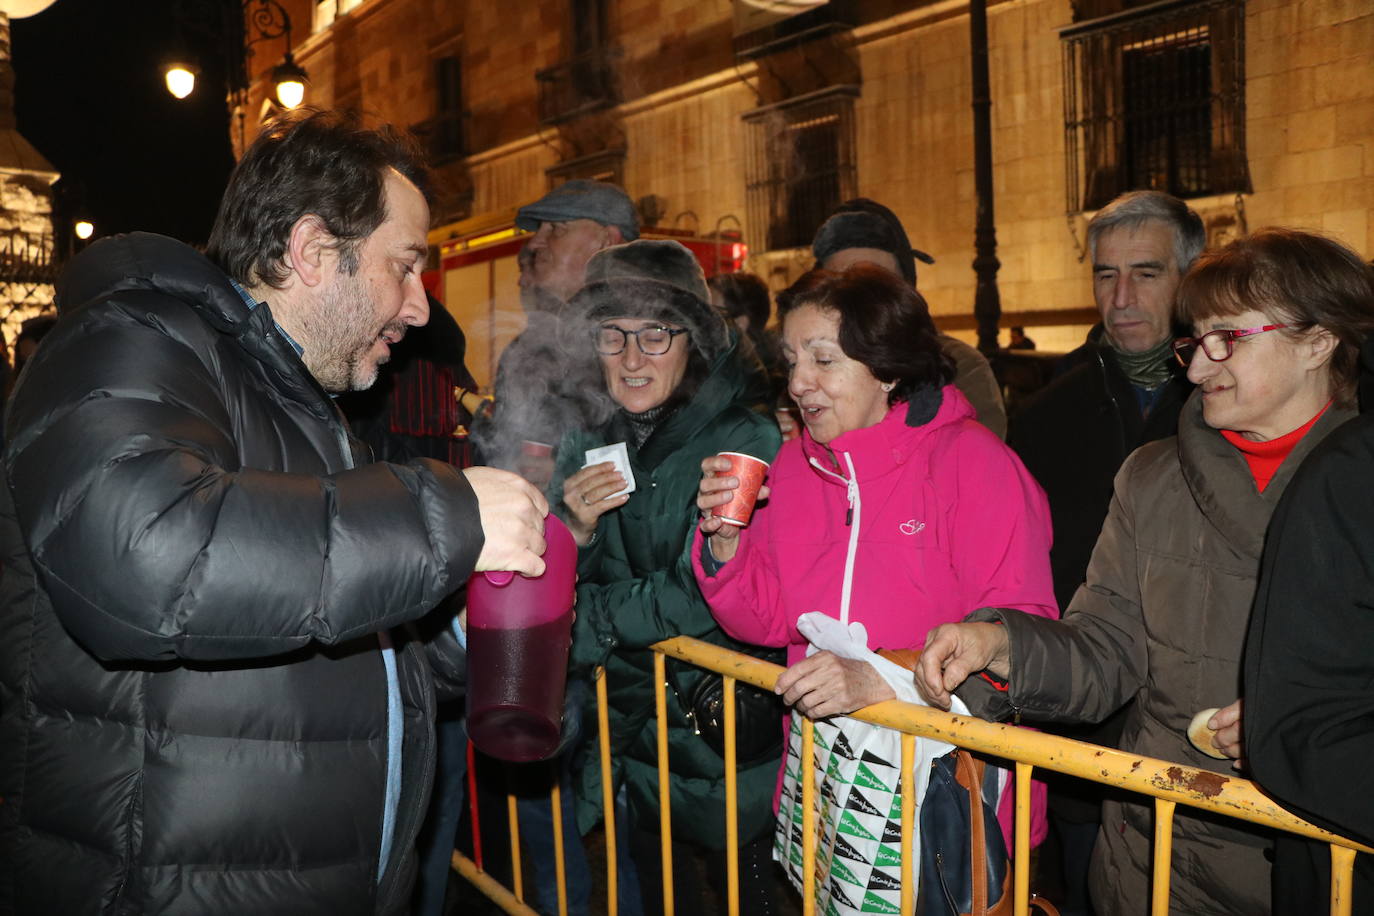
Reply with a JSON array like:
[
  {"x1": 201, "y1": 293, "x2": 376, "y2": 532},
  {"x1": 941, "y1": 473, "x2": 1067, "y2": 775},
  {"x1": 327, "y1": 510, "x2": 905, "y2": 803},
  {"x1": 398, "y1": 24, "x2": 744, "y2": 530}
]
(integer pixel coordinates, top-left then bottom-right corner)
[{"x1": 13, "y1": 0, "x2": 236, "y2": 248}]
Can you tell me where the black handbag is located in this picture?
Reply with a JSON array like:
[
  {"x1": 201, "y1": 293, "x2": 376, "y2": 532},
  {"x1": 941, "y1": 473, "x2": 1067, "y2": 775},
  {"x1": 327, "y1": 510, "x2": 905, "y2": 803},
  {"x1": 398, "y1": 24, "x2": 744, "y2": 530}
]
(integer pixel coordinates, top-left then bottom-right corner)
[{"x1": 672, "y1": 652, "x2": 786, "y2": 766}]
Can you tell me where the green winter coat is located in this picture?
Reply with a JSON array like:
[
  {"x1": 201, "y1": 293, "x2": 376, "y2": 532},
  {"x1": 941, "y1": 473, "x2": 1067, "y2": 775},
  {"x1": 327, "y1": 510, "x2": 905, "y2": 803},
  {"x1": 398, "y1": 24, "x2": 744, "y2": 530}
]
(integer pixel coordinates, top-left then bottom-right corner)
[{"x1": 555, "y1": 340, "x2": 783, "y2": 848}]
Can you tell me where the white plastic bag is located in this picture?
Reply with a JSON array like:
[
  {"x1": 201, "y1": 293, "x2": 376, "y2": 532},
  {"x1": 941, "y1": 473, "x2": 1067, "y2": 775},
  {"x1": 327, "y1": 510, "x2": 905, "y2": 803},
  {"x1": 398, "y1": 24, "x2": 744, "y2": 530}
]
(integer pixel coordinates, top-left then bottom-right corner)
[{"x1": 774, "y1": 612, "x2": 980, "y2": 916}]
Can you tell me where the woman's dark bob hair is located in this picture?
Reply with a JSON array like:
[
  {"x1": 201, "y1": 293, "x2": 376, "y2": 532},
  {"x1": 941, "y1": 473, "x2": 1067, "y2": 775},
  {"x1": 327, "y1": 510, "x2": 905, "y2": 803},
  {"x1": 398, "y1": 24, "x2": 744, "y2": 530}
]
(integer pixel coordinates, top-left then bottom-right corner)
[
  {"x1": 1175, "y1": 227, "x2": 1374, "y2": 407},
  {"x1": 777, "y1": 264, "x2": 954, "y2": 406}
]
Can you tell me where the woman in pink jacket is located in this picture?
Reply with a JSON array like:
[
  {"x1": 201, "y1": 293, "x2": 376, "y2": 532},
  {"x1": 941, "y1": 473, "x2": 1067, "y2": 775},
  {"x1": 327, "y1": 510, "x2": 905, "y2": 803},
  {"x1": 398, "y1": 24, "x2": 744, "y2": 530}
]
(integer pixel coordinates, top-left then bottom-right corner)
[{"x1": 691, "y1": 264, "x2": 1058, "y2": 855}]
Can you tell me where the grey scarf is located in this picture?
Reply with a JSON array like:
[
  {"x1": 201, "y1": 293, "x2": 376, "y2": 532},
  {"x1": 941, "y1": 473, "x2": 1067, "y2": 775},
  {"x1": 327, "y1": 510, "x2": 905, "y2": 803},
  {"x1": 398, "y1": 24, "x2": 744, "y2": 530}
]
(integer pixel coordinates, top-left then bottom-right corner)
[{"x1": 1112, "y1": 336, "x2": 1176, "y2": 391}]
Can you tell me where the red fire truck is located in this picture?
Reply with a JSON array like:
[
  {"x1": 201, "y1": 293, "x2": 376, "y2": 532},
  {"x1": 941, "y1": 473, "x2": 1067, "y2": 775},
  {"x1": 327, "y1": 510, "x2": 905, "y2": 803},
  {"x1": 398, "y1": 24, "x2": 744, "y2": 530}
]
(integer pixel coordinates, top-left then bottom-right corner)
[{"x1": 424, "y1": 210, "x2": 747, "y2": 390}]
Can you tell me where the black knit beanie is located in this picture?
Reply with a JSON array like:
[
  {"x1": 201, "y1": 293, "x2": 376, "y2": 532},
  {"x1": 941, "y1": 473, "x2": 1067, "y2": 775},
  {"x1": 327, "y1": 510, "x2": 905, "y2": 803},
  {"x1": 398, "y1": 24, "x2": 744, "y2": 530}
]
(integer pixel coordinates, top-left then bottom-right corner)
[{"x1": 811, "y1": 198, "x2": 935, "y2": 288}]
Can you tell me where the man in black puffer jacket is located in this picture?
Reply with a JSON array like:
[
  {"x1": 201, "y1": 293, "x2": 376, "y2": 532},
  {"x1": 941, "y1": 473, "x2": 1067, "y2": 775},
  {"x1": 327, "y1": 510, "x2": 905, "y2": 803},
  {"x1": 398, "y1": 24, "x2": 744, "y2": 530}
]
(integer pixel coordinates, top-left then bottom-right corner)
[{"x1": 0, "y1": 111, "x2": 549, "y2": 915}]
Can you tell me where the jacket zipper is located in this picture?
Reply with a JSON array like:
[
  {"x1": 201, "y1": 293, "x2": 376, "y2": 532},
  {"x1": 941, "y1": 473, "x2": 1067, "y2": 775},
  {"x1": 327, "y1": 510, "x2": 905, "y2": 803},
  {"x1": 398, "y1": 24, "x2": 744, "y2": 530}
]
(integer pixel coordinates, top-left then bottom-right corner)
[
  {"x1": 327, "y1": 402, "x2": 401, "y2": 897},
  {"x1": 1095, "y1": 346, "x2": 1130, "y2": 460},
  {"x1": 808, "y1": 453, "x2": 862, "y2": 626}
]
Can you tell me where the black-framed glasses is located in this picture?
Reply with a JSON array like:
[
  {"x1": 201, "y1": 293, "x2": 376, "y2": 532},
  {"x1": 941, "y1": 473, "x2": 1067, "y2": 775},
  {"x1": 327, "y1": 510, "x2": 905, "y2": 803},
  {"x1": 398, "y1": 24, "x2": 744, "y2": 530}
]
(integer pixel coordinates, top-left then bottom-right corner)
[
  {"x1": 594, "y1": 324, "x2": 688, "y2": 356},
  {"x1": 1172, "y1": 325, "x2": 1288, "y2": 367}
]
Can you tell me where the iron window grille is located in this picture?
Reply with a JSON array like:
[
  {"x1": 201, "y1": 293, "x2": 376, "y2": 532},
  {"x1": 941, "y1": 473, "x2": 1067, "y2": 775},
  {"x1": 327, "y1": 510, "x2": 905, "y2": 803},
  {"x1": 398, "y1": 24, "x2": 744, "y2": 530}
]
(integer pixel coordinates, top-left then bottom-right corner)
[
  {"x1": 1060, "y1": 0, "x2": 1250, "y2": 213},
  {"x1": 743, "y1": 85, "x2": 859, "y2": 253}
]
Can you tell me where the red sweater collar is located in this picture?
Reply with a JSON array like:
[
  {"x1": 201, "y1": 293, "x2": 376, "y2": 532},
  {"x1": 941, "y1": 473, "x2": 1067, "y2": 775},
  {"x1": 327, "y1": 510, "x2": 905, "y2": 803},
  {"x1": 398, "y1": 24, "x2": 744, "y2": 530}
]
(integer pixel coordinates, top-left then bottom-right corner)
[{"x1": 1220, "y1": 400, "x2": 1332, "y2": 493}]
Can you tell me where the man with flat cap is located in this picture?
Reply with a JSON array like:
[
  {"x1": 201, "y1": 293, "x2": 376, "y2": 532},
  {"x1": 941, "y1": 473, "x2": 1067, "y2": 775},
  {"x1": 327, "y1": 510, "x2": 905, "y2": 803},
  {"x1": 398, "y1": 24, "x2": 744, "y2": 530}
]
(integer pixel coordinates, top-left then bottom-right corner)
[
  {"x1": 472, "y1": 179, "x2": 641, "y2": 483},
  {"x1": 517, "y1": 178, "x2": 641, "y2": 304},
  {"x1": 467, "y1": 179, "x2": 643, "y2": 915}
]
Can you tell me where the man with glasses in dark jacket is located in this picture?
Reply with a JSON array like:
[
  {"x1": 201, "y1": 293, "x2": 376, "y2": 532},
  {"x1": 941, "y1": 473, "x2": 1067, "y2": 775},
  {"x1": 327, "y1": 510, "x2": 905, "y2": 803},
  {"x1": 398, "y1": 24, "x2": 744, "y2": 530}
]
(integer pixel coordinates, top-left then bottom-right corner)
[{"x1": 0, "y1": 110, "x2": 548, "y2": 915}]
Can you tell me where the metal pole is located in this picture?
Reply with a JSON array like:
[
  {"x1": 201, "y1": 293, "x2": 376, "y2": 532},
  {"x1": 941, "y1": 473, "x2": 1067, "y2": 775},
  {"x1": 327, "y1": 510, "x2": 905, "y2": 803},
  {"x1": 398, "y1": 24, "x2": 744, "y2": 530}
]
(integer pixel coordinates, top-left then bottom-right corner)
[{"x1": 969, "y1": 0, "x2": 1002, "y2": 355}]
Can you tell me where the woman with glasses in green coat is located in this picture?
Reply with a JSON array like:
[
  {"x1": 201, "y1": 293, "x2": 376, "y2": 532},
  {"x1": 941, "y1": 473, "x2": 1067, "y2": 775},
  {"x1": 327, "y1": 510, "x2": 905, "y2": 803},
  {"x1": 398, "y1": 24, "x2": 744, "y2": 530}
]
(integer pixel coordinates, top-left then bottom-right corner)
[{"x1": 555, "y1": 240, "x2": 784, "y2": 916}]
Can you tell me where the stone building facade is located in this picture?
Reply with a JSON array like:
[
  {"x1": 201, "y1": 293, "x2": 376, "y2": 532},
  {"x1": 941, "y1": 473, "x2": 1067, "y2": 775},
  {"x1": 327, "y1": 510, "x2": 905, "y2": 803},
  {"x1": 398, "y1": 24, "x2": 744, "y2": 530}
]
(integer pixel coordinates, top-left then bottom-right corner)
[
  {"x1": 242, "y1": 0, "x2": 1374, "y2": 353},
  {"x1": 0, "y1": 167, "x2": 57, "y2": 341},
  {"x1": 0, "y1": 8, "x2": 58, "y2": 353}
]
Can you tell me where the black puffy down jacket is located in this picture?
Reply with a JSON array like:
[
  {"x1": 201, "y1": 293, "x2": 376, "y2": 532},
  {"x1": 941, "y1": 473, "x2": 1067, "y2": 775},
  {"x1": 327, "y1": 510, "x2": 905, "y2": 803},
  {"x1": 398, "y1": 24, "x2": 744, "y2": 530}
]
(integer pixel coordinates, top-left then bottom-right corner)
[{"x1": 0, "y1": 234, "x2": 481, "y2": 915}]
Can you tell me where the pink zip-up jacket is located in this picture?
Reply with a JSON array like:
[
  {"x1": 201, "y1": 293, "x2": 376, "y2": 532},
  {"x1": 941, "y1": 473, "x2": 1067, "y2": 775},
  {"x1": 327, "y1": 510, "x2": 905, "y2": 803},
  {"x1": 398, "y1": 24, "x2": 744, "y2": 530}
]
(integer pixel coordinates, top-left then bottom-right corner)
[{"x1": 692, "y1": 386, "x2": 1058, "y2": 849}]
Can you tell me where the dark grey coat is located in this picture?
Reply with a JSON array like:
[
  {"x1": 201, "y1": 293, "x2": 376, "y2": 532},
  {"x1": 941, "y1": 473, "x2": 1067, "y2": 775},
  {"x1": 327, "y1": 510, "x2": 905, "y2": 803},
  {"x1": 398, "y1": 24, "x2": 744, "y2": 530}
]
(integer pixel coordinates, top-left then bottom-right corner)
[{"x1": 962, "y1": 391, "x2": 1354, "y2": 915}]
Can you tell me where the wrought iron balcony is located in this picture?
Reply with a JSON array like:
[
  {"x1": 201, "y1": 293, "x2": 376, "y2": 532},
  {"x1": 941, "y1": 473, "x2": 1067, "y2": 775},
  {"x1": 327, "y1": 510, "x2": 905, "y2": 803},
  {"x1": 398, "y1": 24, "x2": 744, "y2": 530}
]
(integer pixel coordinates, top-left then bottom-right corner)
[
  {"x1": 733, "y1": 0, "x2": 856, "y2": 62},
  {"x1": 0, "y1": 229, "x2": 57, "y2": 286},
  {"x1": 535, "y1": 50, "x2": 619, "y2": 128}
]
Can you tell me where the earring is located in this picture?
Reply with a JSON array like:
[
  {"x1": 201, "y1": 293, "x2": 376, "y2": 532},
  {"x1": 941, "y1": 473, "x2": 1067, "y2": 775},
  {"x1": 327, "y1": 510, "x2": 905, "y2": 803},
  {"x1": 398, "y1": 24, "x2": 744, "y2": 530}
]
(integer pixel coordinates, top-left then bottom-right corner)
[{"x1": 881, "y1": 382, "x2": 894, "y2": 392}]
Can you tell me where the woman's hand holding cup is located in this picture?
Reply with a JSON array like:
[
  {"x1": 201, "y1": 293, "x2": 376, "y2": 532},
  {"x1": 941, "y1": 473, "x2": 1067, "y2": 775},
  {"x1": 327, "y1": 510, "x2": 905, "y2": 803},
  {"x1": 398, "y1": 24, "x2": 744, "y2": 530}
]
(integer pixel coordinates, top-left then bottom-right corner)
[
  {"x1": 562, "y1": 461, "x2": 628, "y2": 546},
  {"x1": 697, "y1": 455, "x2": 770, "y2": 562}
]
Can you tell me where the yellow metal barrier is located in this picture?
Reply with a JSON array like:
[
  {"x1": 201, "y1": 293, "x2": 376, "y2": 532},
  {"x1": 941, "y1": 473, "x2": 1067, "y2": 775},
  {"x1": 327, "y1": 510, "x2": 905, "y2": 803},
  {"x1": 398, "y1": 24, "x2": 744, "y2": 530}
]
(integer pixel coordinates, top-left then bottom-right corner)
[
  {"x1": 654, "y1": 651, "x2": 674, "y2": 916},
  {"x1": 453, "y1": 636, "x2": 1372, "y2": 916},
  {"x1": 596, "y1": 667, "x2": 618, "y2": 916},
  {"x1": 724, "y1": 673, "x2": 740, "y2": 916},
  {"x1": 1015, "y1": 762, "x2": 1032, "y2": 916}
]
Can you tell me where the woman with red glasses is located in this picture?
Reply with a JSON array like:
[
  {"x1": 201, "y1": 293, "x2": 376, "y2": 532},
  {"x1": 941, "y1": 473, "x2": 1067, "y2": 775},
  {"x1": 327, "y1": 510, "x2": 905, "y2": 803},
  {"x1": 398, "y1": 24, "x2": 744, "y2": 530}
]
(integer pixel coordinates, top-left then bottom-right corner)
[{"x1": 913, "y1": 227, "x2": 1374, "y2": 915}]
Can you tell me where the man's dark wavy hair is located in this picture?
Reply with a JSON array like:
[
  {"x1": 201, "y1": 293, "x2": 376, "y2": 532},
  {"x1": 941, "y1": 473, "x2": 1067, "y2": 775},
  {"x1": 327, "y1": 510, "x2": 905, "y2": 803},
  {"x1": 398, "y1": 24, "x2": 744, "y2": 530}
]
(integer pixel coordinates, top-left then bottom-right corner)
[
  {"x1": 207, "y1": 109, "x2": 432, "y2": 289},
  {"x1": 777, "y1": 264, "x2": 954, "y2": 406}
]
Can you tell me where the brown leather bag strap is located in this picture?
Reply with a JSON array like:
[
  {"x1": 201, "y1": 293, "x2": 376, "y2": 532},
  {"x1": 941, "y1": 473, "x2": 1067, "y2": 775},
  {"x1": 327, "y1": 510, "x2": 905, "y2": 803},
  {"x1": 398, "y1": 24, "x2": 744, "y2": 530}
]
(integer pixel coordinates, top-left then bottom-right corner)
[
  {"x1": 881, "y1": 651, "x2": 1055, "y2": 916},
  {"x1": 877, "y1": 647, "x2": 922, "y2": 671},
  {"x1": 958, "y1": 750, "x2": 990, "y2": 916}
]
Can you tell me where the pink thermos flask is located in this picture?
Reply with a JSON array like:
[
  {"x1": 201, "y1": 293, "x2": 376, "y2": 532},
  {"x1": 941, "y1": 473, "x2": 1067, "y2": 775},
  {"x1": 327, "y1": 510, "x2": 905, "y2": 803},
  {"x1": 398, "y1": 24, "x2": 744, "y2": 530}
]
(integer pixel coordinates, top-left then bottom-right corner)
[{"x1": 465, "y1": 514, "x2": 577, "y2": 762}]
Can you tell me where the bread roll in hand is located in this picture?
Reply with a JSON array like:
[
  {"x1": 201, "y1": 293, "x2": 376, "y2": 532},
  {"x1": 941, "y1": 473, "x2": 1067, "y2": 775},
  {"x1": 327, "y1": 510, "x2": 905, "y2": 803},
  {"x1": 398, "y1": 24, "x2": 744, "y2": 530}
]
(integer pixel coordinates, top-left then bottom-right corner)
[{"x1": 1188, "y1": 707, "x2": 1229, "y2": 759}]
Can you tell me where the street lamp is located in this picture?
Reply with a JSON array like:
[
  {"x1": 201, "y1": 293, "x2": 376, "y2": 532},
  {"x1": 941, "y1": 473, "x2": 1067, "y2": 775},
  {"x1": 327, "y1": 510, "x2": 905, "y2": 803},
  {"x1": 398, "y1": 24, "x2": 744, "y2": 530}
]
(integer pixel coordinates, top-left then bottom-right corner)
[
  {"x1": 268, "y1": 52, "x2": 309, "y2": 109},
  {"x1": 73, "y1": 220, "x2": 94, "y2": 241},
  {"x1": 165, "y1": 0, "x2": 309, "y2": 142},
  {"x1": 163, "y1": 62, "x2": 198, "y2": 100}
]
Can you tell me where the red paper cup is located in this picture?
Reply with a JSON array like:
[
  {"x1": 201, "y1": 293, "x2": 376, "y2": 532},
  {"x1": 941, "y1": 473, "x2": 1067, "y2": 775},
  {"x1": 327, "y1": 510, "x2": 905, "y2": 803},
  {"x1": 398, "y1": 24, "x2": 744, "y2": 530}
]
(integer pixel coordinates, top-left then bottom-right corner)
[
  {"x1": 711, "y1": 452, "x2": 769, "y2": 527},
  {"x1": 521, "y1": 440, "x2": 553, "y2": 458},
  {"x1": 517, "y1": 440, "x2": 556, "y2": 489}
]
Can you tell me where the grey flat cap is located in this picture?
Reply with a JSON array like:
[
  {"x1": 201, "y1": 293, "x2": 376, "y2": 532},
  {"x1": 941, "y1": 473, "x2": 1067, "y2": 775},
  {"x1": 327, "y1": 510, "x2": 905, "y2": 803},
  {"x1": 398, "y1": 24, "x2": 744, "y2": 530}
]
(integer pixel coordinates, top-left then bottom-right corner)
[{"x1": 515, "y1": 179, "x2": 640, "y2": 241}]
